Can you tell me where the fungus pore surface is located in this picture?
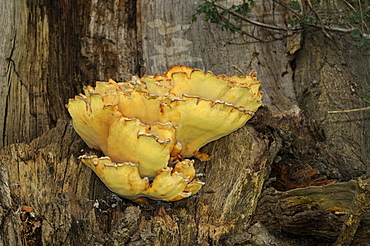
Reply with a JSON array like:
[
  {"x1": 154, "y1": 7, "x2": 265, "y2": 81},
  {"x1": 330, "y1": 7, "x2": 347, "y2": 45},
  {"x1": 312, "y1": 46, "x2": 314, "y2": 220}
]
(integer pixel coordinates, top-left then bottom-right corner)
[{"x1": 67, "y1": 65, "x2": 262, "y2": 202}]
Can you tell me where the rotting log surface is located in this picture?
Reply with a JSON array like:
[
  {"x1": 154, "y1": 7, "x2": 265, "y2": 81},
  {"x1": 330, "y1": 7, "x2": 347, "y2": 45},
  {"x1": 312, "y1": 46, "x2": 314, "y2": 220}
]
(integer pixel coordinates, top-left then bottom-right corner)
[
  {"x1": 1, "y1": 109, "x2": 370, "y2": 245},
  {"x1": 254, "y1": 181, "x2": 370, "y2": 245},
  {"x1": 0, "y1": 117, "x2": 274, "y2": 245}
]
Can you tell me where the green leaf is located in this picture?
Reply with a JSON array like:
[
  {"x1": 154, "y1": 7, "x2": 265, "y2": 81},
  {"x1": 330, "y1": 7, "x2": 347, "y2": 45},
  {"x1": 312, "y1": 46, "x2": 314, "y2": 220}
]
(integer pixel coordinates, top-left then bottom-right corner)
[
  {"x1": 288, "y1": 18, "x2": 299, "y2": 25},
  {"x1": 364, "y1": 88, "x2": 370, "y2": 104},
  {"x1": 364, "y1": 7, "x2": 370, "y2": 18},
  {"x1": 350, "y1": 28, "x2": 362, "y2": 41},
  {"x1": 348, "y1": 12, "x2": 362, "y2": 22},
  {"x1": 304, "y1": 15, "x2": 318, "y2": 20},
  {"x1": 302, "y1": 20, "x2": 314, "y2": 25},
  {"x1": 289, "y1": 1, "x2": 301, "y2": 12}
]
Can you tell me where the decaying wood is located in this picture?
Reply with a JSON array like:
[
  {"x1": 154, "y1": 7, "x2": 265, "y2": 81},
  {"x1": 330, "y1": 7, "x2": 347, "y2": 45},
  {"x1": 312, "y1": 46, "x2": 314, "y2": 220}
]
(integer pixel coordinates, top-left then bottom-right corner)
[
  {"x1": 250, "y1": 107, "x2": 370, "y2": 245},
  {"x1": 0, "y1": 0, "x2": 143, "y2": 149},
  {"x1": 0, "y1": 107, "x2": 369, "y2": 245},
  {"x1": 254, "y1": 180, "x2": 370, "y2": 245},
  {"x1": 0, "y1": 164, "x2": 22, "y2": 245},
  {"x1": 1, "y1": 0, "x2": 370, "y2": 245},
  {"x1": 0, "y1": 1, "x2": 83, "y2": 149},
  {"x1": 0, "y1": 117, "x2": 276, "y2": 245},
  {"x1": 294, "y1": 0, "x2": 370, "y2": 180},
  {"x1": 334, "y1": 178, "x2": 370, "y2": 246}
]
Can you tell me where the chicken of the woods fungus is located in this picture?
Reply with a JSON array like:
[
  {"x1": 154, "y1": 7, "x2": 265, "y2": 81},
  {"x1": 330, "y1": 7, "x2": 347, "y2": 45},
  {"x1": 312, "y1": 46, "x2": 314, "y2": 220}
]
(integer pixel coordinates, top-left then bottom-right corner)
[{"x1": 67, "y1": 65, "x2": 263, "y2": 202}]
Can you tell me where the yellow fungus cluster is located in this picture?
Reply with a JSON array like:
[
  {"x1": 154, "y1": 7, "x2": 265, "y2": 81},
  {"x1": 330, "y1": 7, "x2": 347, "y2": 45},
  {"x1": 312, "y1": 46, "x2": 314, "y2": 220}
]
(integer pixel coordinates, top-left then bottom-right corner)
[{"x1": 67, "y1": 65, "x2": 262, "y2": 202}]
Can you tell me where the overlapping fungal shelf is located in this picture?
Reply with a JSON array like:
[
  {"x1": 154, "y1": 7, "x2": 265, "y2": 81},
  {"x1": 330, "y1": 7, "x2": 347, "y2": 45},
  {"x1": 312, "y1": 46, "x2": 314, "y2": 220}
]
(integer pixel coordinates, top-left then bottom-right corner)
[{"x1": 67, "y1": 65, "x2": 263, "y2": 202}]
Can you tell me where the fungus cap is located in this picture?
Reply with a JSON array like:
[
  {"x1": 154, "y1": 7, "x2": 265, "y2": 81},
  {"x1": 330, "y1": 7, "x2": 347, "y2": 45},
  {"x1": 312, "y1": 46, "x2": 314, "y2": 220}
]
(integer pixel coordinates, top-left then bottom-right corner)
[{"x1": 67, "y1": 65, "x2": 262, "y2": 202}]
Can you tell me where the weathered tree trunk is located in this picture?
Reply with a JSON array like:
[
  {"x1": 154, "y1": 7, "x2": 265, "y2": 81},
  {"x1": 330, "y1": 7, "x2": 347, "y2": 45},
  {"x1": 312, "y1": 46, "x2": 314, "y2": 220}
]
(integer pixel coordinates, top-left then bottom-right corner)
[
  {"x1": 294, "y1": 0, "x2": 370, "y2": 180},
  {"x1": 0, "y1": 1, "x2": 83, "y2": 148},
  {"x1": 1, "y1": 0, "x2": 369, "y2": 245}
]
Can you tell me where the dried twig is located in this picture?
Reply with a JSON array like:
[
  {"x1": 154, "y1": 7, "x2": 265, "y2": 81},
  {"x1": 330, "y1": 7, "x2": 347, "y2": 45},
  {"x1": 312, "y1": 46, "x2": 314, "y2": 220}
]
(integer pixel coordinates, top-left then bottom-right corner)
[
  {"x1": 307, "y1": 0, "x2": 332, "y2": 39},
  {"x1": 342, "y1": 0, "x2": 369, "y2": 32},
  {"x1": 232, "y1": 65, "x2": 245, "y2": 75},
  {"x1": 272, "y1": 0, "x2": 301, "y2": 19},
  {"x1": 328, "y1": 106, "x2": 370, "y2": 114},
  {"x1": 358, "y1": 0, "x2": 365, "y2": 43},
  {"x1": 342, "y1": 0, "x2": 357, "y2": 12},
  {"x1": 202, "y1": 0, "x2": 370, "y2": 45},
  {"x1": 209, "y1": 0, "x2": 357, "y2": 35},
  {"x1": 215, "y1": 8, "x2": 264, "y2": 42},
  {"x1": 210, "y1": 1, "x2": 295, "y2": 31}
]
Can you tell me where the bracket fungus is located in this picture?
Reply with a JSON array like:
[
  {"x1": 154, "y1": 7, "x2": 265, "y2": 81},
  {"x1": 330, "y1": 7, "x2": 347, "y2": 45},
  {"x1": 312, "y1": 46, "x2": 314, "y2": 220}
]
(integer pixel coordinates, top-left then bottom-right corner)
[{"x1": 67, "y1": 65, "x2": 262, "y2": 202}]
